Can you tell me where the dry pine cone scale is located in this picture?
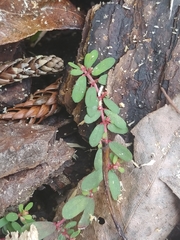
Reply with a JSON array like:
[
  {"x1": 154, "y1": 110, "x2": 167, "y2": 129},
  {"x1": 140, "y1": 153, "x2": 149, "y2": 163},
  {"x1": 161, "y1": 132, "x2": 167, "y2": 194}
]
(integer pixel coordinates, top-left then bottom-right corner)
[
  {"x1": 0, "y1": 78, "x2": 61, "y2": 124},
  {"x1": 0, "y1": 55, "x2": 64, "y2": 86}
]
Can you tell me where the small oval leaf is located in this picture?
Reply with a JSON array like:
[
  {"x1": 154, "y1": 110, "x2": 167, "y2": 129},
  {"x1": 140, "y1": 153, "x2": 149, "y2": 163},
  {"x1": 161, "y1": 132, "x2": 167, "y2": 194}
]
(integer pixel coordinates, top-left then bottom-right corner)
[
  {"x1": 84, "y1": 50, "x2": 98, "y2": 68},
  {"x1": 68, "y1": 62, "x2": 80, "y2": 69},
  {"x1": 81, "y1": 169, "x2": 103, "y2": 192},
  {"x1": 107, "y1": 123, "x2": 128, "y2": 134},
  {"x1": 70, "y1": 230, "x2": 81, "y2": 238},
  {"x1": 92, "y1": 57, "x2": 115, "y2": 76},
  {"x1": 65, "y1": 221, "x2": 77, "y2": 229},
  {"x1": 108, "y1": 170, "x2": 121, "y2": 200},
  {"x1": 24, "y1": 202, "x2": 33, "y2": 211},
  {"x1": 62, "y1": 196, "x2": 89, "y2": 220},
  {"x1": 0, "y1": 217, "x2": 8, "y2": 228},
  {"x1": 85, "y1": 87, "x2": 98, "y2": 108},
  {"x1": 70, "y1": 69, "x2": 83, "y2": 76},
  {"x1": 112, "y1": 154, "x2": 118, "y2": 164},
  {"x1": 87, "y1": 106, "x2": 98, "y2": 117},
  {"x1": 11, "y1": 222, "x2": 22, "y2": 233},
  {"x1": 98, "y1": 74, "x2": 107, "y2": 85},
  {"x1": 78, "y1": 198, "x2": 95, "y2": 229},
  {"x1": 24, "y1": 215, "x2": 32, "y2": 220},
  {"x1": 89, "y1": 124, "x2": 104, "y2": 147},
  {"x1": 58, "y1": 234, "x2": 66, "y2": 240},
  {"x1": 94, "y1": 148, "x2": 103, "y2": 170},
  {"x1": 84, "y1": 111, "x2": 101, "y2": 124},
  {"x1": 18, "y1": 204, "x2": 24, "y2": 213},
  {"x1": 103, "y1": 98, "x2": 120, "y2": 114},
  {"x1": 109, "y1": 141, "x2": 132, "y2": 161},
  {"x1": 104, "y1": 109, "x2": 127, "y2": 130},
  {"x1": 6, "y1": 212, "x2": 18, "y2": 222},
  {"x1": 72, "y1": 76, "x2": 87, "y2": 103}
]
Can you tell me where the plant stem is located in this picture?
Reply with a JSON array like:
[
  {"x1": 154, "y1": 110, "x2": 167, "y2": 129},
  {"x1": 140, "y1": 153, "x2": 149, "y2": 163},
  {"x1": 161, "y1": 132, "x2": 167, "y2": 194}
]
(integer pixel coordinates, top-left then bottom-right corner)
[
  {"x1": 82, "y1": 63, "x2": 127, "y2": 239},
  {"x1": 102, "y1": 143, "x2": 127, "y2": 240},
  {"x1": 55, "y1": 218, "x2": 66, "y2": 229}
]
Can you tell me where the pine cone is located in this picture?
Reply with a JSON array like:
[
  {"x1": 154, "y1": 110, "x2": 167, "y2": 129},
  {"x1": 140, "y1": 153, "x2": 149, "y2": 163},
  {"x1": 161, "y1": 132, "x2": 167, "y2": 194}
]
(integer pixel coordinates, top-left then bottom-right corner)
[
  {"x1": 0, "y1": 55, "x2": 64, "y2": 86},
  {"x1": 0, "y1": 80, "x2": 61, "y2": 124}
]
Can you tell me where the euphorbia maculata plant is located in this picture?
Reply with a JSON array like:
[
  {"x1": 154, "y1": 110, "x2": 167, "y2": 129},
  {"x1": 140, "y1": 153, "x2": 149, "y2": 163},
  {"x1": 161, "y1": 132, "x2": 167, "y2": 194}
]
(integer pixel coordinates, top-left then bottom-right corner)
[{"x1": 60, "y1": 50, "x2": 132, "y2": 240}]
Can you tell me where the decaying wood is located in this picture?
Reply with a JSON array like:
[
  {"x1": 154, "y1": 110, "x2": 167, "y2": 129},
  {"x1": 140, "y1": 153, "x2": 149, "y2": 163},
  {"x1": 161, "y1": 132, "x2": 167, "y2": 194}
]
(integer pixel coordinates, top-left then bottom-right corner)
[
  {"x1": 0, "y1": 55, "x2": 64, "y2": 86},
  {"x1": 0, "y1": 80, "x2": 61, "y2": 123},
  {"x1": 59, "y1": 0, "x2": 180, "y2": 130},
  {"x1": 0, "y1": 122, "x2": 75, "y2": 216}
]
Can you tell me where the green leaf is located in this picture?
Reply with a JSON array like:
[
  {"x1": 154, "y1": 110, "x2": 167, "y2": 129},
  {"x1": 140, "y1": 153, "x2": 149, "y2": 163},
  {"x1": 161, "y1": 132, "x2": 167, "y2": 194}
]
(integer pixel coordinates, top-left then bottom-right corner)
[
  {"x1": 68, "y1": 62, "x2": 80, "y2": 69},
  {"x1": 98, "y1": 74, "x2": 107, "y2": 85},
  {"x1": 62, "y1": 195, "x2": 89, "y2": 220},
  {"x1": 70, "y1": 230, "x2": 81, "y2": 238},
  {"x1": 4, "y1": 222, "x2": 14, "y2": 233},
  {"x1": 20, "y1": 223, "x2": 31, "y2": 232},
  {"x1": 85, "y1": 87, "x2": 98, "y2": 108},
  {"x1": 112, "y1": 154, "x2": 118, "y2": 164},
  {"x1": 104, "y1": 109, "x2": 127, "y2": 131},
  {"x1": 81, "y1": 169, "x2": 103, "y2": 192},
  {"x1": 86, "y1": 106, "x2": 99, "y2": 117},
  {"x1": 11, "y1": 222, "x2": 22, "y2": 233},
  {"x1": 109, "y1": 141, "x2": 132, "y2": 161},
  {"x1": 92, "y1": 57, "x2": 115, "y2": 76},
  {"x1": 24, "y1": 215, "x2": 32, "y2": 220},
  {"x1": 82, "y1": 190, "x2": 90, "y2": 196},
  {"x1": 108, "y1": 170, "x2": 121, "y2": 200},
  {"x1": 94, "y1": 148, "x2": 103, "y2": 171},
  {"x1": 67, "y1": 229, "x2": 74, "y2": 235},
  {"x1": 78, "y1": 198, "x2": 95, "y2": 229},
  {"x1": 0, "y1": 217, "x2": 8, "y2": 228},
  {"x1": 89, "y1": 124, "x2": 104, "y2": 147},
  {"x1": 107, "y1": 123, "x2": 128, "y2": 134},
  {"x1": 84, "y1": 50, "x2": 98, "y2": 68},
  {"x1": 24, "y1": 202, "x2": 33, "y2": 211},
  {"x1": 18, "y1": 204, "x2": 24, "y2": 213},
  {"x1": 5, "y1": 212, "x2": 18, "y2": 222},
  {"x1": 118, "y1": 167, "x2": 125, "y2": 173},
  {"x1": 65, "y1": 221, "x2": 77, "y2": 229},
  {"x1": 58, "y1": 234, "x2": 66, "y2": 240},
  {"x1": 70, "y1": 69, "x2": 83, "y2": 76},
  {"x1": 103, "y1": 98, "x2": 120, "y2": 114},
  {"x1": 84, "y1": 111, "x2": 101, "y2": 124},
  {"x1": 72, "y1": 75, "x2": 87, "y2": 103},
  {"x1": 32, "y1": 222, "x2": 56, "y2": 240}
]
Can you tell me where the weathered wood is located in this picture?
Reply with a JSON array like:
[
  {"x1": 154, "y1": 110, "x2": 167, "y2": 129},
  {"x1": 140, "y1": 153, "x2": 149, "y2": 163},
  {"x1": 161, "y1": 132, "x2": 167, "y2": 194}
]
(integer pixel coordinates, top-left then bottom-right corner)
[
  {"x1": 59, "y1": 0, "x2": 180, "y2": 130},
  {"x1": 0, "y1": 122, "x2": 74, "y2": 216}
]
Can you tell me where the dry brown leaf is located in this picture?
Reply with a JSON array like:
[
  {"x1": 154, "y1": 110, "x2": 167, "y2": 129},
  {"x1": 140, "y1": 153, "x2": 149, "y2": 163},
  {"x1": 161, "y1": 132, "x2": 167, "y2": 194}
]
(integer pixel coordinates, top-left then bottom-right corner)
[{"x1": 0, "y1": 0, "x2": 84, "y2": 45}]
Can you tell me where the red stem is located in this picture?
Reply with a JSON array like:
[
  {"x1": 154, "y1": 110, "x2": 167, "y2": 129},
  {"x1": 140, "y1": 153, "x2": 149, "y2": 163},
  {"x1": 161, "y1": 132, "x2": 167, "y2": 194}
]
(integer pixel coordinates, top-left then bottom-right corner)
[{"x1": 81, "y1": 65, "x2": 109, "y2": 144}]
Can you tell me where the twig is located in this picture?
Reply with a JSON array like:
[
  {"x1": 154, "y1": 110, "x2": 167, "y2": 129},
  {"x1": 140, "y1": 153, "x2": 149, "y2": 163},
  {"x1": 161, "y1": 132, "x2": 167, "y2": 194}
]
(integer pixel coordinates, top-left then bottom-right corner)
[{"x1": 160, "y1": 86, "x2": 180, "y2": 114}]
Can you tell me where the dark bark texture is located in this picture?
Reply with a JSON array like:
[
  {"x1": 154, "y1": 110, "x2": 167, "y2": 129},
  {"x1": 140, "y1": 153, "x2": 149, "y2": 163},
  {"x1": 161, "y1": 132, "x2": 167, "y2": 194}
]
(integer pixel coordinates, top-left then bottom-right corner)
[
  {"x1": 59, "y1": 0, "x2": 180, "y2": 133},
  {"x1": 0, "y1": 122, "x2": 74, "y2": 216}
]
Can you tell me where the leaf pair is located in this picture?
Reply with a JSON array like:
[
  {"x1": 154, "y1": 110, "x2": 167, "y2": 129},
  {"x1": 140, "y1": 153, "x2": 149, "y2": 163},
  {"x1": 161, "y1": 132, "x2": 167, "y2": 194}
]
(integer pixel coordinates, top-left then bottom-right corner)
[
  {"x1": 104, "y1": 109, "x2": 128, "y2": 134},
  {"x1": 70, "y1": 49, "x2": 115, "y2": 103},
  {"x1": 62, "y1": 196, "x2": 95, "y2": 229},
  {"x1": 58, "y1": 221, "x2": 80, "y2": 240}
]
